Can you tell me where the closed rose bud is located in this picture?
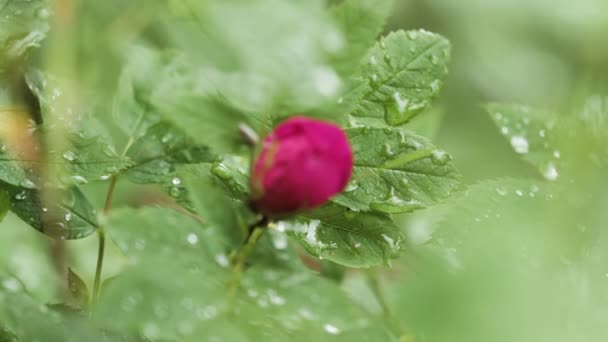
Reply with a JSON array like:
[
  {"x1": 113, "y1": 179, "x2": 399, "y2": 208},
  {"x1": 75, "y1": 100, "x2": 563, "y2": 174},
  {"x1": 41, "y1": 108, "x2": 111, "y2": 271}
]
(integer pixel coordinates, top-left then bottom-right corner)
[{"x1": 250, "y1": 116, "x2": 353, "y2": 217}]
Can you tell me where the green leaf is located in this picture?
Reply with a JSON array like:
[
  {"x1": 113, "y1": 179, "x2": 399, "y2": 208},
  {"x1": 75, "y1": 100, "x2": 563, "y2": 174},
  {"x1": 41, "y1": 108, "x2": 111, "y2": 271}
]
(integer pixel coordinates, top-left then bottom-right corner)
[
  {"x1": 0, "y1": 0, "x2": 49, "y2": 61},
  {"x1": 99, "y1": 207, "x2": 388, "y2": 340},
  {"x1": 330, "y1": 0, "x2": 394, "y2": 76},
  {"x1": 0, "y1": 135, "x2": 130, "y2": 188},
  {"x1": 125, "y1": 122, "x2": 218, "y2": 184},
  {"x1": 112, "y1": 46, "x2": 164, "y2": 144},
  {"x1": 179, "y1": 163, "x2": 252, "y2": 245},
  {"x1": 347, "y1": 30, "x2": 450, "y2": 127},
  {"x1": 97, "y1": 207, "x2": 245, "y2": 340},
  {"x1": 5, "y1": 183, "x2": 98, "y2": 239},
  {"x1": 149, "y1": 73, "x2": 254, "y2": 154},
  {"x1": 0, "y1": 271, "x2": 138, "y2": 341},
  {"x1": 0, "y1": 278, "x2": 69, "y2": 341},
  {"x1": 3, "y1": 71, "x2": 132, "y2": 186},
  {"x1": 0, "y1": 146, "x2": 31, "y2": 193},
  {"x1": 335, "y1": 127, "x2": 461, "y2": 213},
  {"x1": 485, "y1": 103, "x2": 562, "y2": 181},
  {"x1": 106, "y1": 207, "x2": 230, "y2": 270},
  {"x1": 238, "y1": 266, "x2": 393, "y2": 341},
  {"x1": 284, "y1": 203, "x2": 404, "y2": 268},
  {"x1": 117, "y1": 46, "x2": 253, "y2": 153},
  {"x1": 60, "y1": 134, "x2": 133, "y2": 185},
  {"x1": 67, "y1": 268, "x2": 90, "y2": 310}
]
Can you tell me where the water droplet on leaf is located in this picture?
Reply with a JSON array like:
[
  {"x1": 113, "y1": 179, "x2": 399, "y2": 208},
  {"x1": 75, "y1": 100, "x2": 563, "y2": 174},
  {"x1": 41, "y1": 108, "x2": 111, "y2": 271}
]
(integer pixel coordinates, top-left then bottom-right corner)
[
  {"x1": 510, "y1": 136, "x2": 529, "y2": 154},
  {"x1": 14, "y1": 191, "x2": 27, "y2": 201},
  {"x1": 62, "y1": 151, "x2": 76, "y2": 162},
  {"x1": 20, "y1": 178, "x2": 36, "y2": 189},
  {"x1": 187, "y1": 233, "x2": 198, "y2": 245},
  {"x1": 211, "y1": 164, "x2": 233, "y2": 181},
  {"x1": 324, "y1": 323, "x2": 341, "y2": 335},
  {"x1": 544, "y1": 162, "x2": 559, "y2": 181},
  {"x1": 431, "y1": 150, "x2": 452, "y2": 165}
]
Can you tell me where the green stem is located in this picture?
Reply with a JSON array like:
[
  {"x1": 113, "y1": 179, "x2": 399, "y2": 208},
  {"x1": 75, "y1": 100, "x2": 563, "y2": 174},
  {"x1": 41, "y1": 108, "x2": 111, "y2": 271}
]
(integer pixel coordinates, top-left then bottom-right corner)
[
  {"x1": 91, "y1": 175, "x2": 118, "y2": 308},
  {"x1": 91, "y1": 228, "x2": 105, "y2": 307},
  {"x1": 227, "y1": 217, "x2": 268, "y2": 305},
  {"x1": 365, "y1": 269, "x2": 401, "y2": 337}
]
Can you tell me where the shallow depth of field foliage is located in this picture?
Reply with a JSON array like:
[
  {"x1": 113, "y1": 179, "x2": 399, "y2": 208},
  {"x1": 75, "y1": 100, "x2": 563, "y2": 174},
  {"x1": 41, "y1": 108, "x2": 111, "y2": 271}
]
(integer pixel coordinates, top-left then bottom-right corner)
[{"x1": 1, "y1": 0, "x2": 607, "y2": 341}]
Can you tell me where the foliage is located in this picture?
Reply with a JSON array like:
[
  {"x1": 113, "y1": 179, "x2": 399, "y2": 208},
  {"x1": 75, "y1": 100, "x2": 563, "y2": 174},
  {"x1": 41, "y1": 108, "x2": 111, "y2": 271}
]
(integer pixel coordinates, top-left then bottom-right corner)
[{"x1": 1, "y1": 0, "x2": 607, "y2": 341}]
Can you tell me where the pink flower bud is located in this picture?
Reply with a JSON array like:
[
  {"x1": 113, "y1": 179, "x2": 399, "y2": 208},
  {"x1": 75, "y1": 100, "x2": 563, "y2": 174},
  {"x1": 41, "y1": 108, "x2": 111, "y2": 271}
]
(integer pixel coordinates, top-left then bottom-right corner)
[{"x1": 250, "y1": 116, "x2": 353, "y2": 216}]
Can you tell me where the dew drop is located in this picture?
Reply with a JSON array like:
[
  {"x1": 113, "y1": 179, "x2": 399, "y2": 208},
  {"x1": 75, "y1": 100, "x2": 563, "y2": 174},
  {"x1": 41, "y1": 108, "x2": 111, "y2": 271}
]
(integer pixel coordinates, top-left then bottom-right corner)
[
  {"x1": 430, "y1": 54, "x2": 439, "y2": 65},
  {"x1": 14, "y1": 191, "x2": 27, "y2": 201},
  {"x1": 430, "y1": 150, "x2": 452, "y2": 165},
  {"x1": 383, "y1": 54, "x2": 392, "y2": 67},
  {"x1": 37, "y1": 8, "x2": 50, "y2": 19},
  {"x1": 215, "y1": 254, "x2": 229, "y2": 268},
  {"x1": 169, "y1": 187, "x2": 181, "y2": 198},
  {"x1": 2, "y1": 278, "x2": 21, "y2": 292},
  {"x1": 344, "y1": 180, "x2": 359, "y2": 192},
  {"x1": 19, "y1": 178, "x2": 36, "y2": 189},
  {"x1": 102, "y1": 145, "x2": 117, "y2": 157},
  {"x1": 313, "y1": 66, "x2": 341, "y2": 97},
  {"x1": 272, "y1": 233, "x2": 288, "y2": 250},
  {"x1": 62, "y1": 151, "x2": 76, "y2": 162},
  {"x1": 510, "y1": 136, "x2": 529, "y2": 154},
  {"x1": 430, "y1": 79, "x2": 441, "y2": 92},
  {"x1": 323, "y1": 323, "x2": 341, "y2": 335},
  {"x1": 64, "y1": 212, "x2": 72, "y2": 222},
  {"x1": 161, "y1": 133, "x2": 173, "y2": 144},
  {"x1": 171, "y1": 177, "x2": 182, "y2": 186},
  {"x1": 392, "y1": 92, "x2": 408, "y2": 114},
  {"x1": 105, "y1": 166, "x2": 119, "y2": 174},
  {"x1": 71, "y1": 175, "x2": 88, "y2": 184},
  {"x1": 544, "y1": 163, "x2": 559, "y2": 181},
  {"x1": 211, "y1": 164, "x2": 233, "y2": 181},
  {"x1": 381, "y1": 144, "x2": 393, "y2": 157},
  {"x1": 187, "y1": 233, "x2": 199, "y2": 245}
]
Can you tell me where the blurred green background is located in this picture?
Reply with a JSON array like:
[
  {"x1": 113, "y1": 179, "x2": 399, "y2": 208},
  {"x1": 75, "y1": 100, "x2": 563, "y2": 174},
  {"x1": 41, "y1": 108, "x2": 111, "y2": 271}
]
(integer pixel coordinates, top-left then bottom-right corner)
[{"x1": 1, "y1": 0, "x2": 608, "y2": 341}]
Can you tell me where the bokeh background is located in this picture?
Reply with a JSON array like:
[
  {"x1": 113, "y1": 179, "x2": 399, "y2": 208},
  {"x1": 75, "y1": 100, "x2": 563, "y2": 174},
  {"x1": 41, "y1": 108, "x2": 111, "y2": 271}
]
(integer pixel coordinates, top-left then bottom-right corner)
[{"x1": 1, "y1": 0, "x2": 608, "y2": 341}]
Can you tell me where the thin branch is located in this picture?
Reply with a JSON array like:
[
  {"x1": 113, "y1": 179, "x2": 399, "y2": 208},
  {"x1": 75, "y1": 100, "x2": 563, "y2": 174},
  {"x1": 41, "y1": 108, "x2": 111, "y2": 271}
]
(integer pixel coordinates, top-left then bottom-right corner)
[
  {"x1": 226, "y1": 216, "x2": 269, "y2": 306},
  {"x1": 91, "y1": 175, "x2": 118, "y2": 308}
]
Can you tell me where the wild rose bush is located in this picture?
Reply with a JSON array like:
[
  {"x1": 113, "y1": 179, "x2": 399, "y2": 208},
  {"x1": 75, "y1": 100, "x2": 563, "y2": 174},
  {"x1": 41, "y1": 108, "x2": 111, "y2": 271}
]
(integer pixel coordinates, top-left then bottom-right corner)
[{"x1": 1, "y1": 0, "x2": 608, "y2": 341}]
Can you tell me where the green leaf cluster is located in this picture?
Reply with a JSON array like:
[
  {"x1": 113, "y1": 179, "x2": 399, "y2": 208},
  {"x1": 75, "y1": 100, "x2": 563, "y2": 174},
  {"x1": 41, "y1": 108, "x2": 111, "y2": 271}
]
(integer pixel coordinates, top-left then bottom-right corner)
[{"x1": 0, "y1": 0, "x2": 463, "y2": 340}]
